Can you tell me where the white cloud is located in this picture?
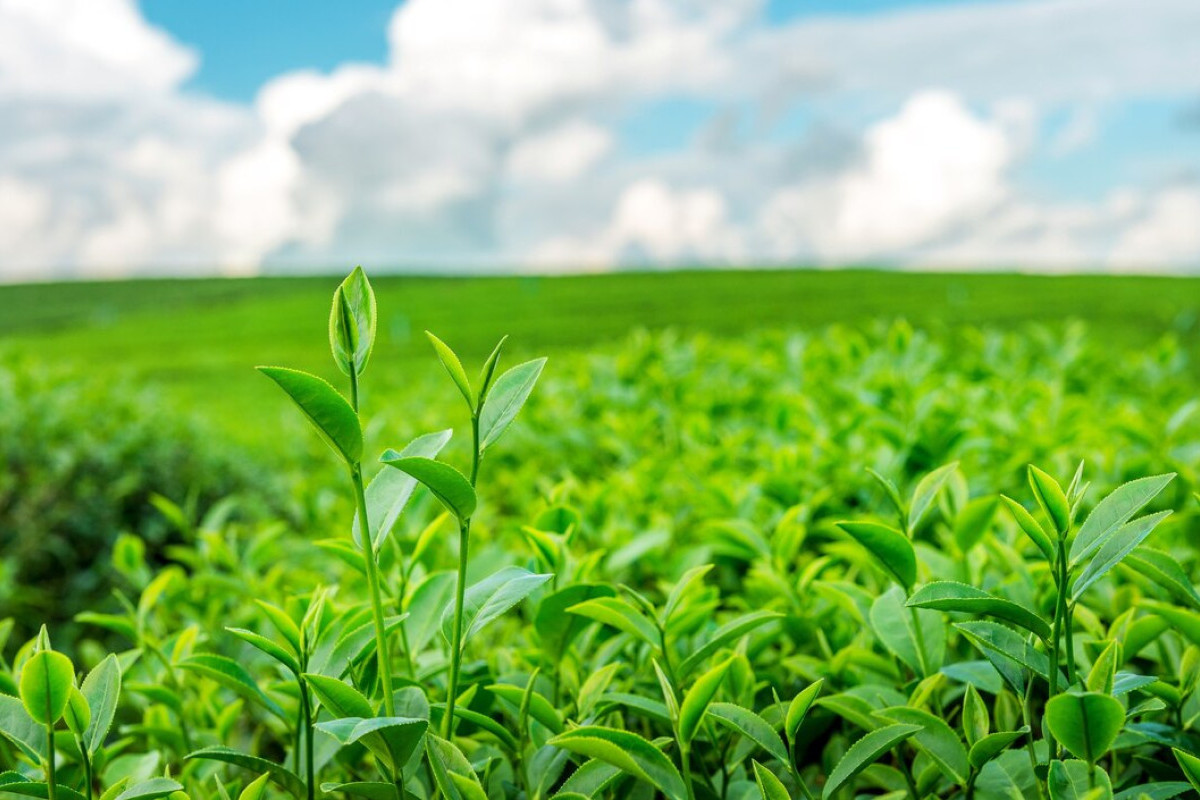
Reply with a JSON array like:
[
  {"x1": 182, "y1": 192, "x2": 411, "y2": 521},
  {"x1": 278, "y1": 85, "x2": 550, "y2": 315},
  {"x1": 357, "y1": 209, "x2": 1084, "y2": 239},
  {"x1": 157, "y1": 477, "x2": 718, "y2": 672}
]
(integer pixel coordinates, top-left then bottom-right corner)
[
  {"x1": 506, "y1": 120, "x2": 613, "y2": 183},
  {"x1": 1, "y1": 0, "x2": 1200, "y2": 279}
]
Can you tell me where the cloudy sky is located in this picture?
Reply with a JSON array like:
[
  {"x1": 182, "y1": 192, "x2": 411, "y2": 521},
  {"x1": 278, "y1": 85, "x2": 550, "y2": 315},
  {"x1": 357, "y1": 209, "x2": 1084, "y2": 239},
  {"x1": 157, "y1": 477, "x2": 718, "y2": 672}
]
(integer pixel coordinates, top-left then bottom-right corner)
[{"x1": 1, "y1": 0, "x2": 1198, "y2": 281}]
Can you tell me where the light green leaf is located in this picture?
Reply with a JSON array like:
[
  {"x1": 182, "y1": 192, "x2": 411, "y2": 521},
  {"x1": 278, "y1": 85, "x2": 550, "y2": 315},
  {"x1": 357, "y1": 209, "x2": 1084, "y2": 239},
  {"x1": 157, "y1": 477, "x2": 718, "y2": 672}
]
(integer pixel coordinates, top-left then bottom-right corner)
[
  {"x1": 381, "y1": 456, "x2": 476, "y2": 521},
  {"x1": 360, "y1": 429, "x2": 453, "y2": 547},
  {"x1": 786, "y1": 679, "x2": 823, "y2": 742},
  {"x1": 568, "y1": 596, "x2": 660, "y2": 648},
  {"x1": 186, "y1": 746, "x2": 306, "y2": 799},
  {"x1": 1174, "y1": 748, "x2": 1200, "y2": 794},
  {"x1": 707, "y1": 703, "x2": 789, "y2": 764},
  {"x1": 1070, "y1": 474, "x2": 1175, "y2": 568},
  {"x1": 20, "y1": 650, "x2": 75, "y2": 726},
  {"x1": 80, "y1": 654, "x2": 121, "y2": 755},
  {"x1": 178, "y1": 654, "x2": 285, "y2": 720},
  {"x1": 113, "y1": 778, "x2": 184, "y2": 800},
  {"x1": 876, "y1": 706, "x2": 969, "y2": 785},
  {"x1": 909, "y1": 462, "x2": 959, "y2": 533},
  {"x1": 968, "y1": 727, "x2": 1030, "y2": 770},
  {"x1": 442, "y1": 566, "x2": 552, "y2": 651},
  {"x1": 871, "y1": 585, "x2": 945, "y2": 676},
  {"x1": 1045, "y1": 692, "x2": 1125, "y2": 763},
  {"x1": 548, "y1": 726, "x2": 687, "y2": 800},
  {"x1": 1047, "y1": 759, "x2": 1113, "y2": 800},
  {"x1": 1001, "y1": 495, "x2": 1055, "y2": 562},
  {"x1": 822, "y1": 723, "x2": 921, "y2": 799},
  {"x1": 257, "y1": 367, "x2": 362, "y2": 465},
  {"x1": 1028, "y1": 465, "x2": 1071, "y2": 534},
  {"x1": 678, "y1": 658, "x2": 733, "y2": 744},
  {"x1": 836, "y1": 521, "x2": 916, "y2": 590},
  {"x1": 328, "y1": 267, "x2": 376, "y2": 376},
  {"x1": 908, "y1": 581, "x2": 1050, "y2": 640},
  {"x1": 426, "y1": 332, "x2": 474, "y2": 407},
  {"x1": 478, "y1": 358, "x2": 546, "y2": 451},
  {"x1": 1072, "y1": 511, "x2": 1172, "y2": 601},
  {"x1": 678, "y1": 610, "x2": 783, "y2": 679},
  {"x1": 751, "y1": 761, "x2": 790, "y2": 800},
  {"x1": 1123, "y1": 548, "x2": 1200, "y2": 611}
]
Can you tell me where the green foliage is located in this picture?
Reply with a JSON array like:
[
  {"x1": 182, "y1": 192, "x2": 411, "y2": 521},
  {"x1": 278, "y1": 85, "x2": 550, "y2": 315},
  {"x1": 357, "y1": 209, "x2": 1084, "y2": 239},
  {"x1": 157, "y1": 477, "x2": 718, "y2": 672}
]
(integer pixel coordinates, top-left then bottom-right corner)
[{"x1": 6, "y1": 270, "x2": 1200, "y2": 800}]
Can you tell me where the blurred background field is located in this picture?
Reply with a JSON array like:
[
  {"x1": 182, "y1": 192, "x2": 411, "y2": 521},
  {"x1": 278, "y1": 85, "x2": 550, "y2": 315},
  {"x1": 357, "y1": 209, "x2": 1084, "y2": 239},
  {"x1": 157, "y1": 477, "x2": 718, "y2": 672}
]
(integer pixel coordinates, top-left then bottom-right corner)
[{"x1": 6, "y1": 270, "x2": 1200, "y2": 449}]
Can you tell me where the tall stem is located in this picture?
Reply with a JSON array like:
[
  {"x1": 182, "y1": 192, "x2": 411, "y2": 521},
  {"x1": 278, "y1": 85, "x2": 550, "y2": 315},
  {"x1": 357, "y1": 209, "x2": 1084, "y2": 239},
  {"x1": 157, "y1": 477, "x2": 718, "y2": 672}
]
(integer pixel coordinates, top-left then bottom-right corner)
[
  {"x1": 680, "y1": 744, "x2": 697, "y2": 800},
  {"x1": 445, "y1": 413, "x2": 482, "y2": 737},
  {"x1": 300, "y1": 680, "x2": 315, "y2": 800},
  {"x1": 352, "y1": 465, "x2": 396, "y2": 717},
  {"x1": 80, "y1": 745, "x2": 93, "y2": 800},
  {"x1": 44, "y1": 723, "x2": 57, "y2": 800},
  {"x1": 444, "y1": 521, "x2": 471, "y2": 737}
]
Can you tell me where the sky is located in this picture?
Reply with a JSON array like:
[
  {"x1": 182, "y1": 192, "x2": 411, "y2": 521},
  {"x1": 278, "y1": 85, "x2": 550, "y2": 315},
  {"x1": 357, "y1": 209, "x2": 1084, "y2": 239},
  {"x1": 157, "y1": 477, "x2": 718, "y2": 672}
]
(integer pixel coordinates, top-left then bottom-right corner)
[{"x1": 0, "y1": 0, "x2": 1198, "y2": 281}]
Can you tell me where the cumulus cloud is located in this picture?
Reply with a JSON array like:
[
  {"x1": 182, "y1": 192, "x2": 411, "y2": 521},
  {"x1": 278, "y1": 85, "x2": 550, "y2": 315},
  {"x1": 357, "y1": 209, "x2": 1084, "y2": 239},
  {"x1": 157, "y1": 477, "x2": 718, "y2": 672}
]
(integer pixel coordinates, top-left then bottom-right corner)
[{"x1": 1, "y1": 0, "x2": 1199, "y2": 279}]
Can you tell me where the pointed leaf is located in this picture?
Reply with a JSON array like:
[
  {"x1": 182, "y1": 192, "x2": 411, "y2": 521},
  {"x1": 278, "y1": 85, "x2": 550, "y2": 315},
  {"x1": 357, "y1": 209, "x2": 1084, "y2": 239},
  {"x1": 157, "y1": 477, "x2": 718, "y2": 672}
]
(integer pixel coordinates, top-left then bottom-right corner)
[
  {"x1": 426, "y1": 332, "x2": 474, "y2": 407},
  {"x1": 908, "y1": 581, "x2": 1050, "y2": 640},
  {"x1": 822, "y1": 723, "x2": 922, "y2": 798},
  {"x1": 478, "y1": 358, "x2": 546, "y2": 451},
  {"x1": 80, "y1": 654, "x2": 121, "y2": 756},
  {"x1": 678, "y1": 658, "x2": 733, "y2": 744},
  {"x1": 548, "y1": 726, "x2": 687, "y2": 800},
  {"x1": 1070, "y1": 474, "x2": 1175, "y2": 568},
  {"x1": 1072, "y1": 511, "x2": 1173, "y2": 601},
  {"x1": 442, "y1": 566, "x2": 551, "y2": 651},
  {"x1": 360, "y1": 429, "x2": 453, "y2": 546},
  {"x1": 257, "y1": 367, "x2": 362, "y2": 465},
  {"x1": 909, "y1": 462, "x2": 959, "y2": 533},
  {"x1": 381, "y1": 456, "x2": 476, "y2": 521},
  {"x1": 707, "y1": 703, "x2": 789, "y2": 763},
  {"x1": 836, "y1": 521, "x2": 916, "y2": 590},
  {"x1": 329, "y1": 267, "x2": 376, "y2": 376},
  {"x1": 20, "y1": 650, "x2": 74, "y2": 726}
]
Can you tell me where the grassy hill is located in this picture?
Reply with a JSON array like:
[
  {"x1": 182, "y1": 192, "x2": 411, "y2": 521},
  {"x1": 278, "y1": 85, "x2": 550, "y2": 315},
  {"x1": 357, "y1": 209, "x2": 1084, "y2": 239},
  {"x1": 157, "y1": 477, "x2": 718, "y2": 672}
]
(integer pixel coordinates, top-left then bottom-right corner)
[{"x1": 4, "y1": 269, "x2": 1199, "y2": 446}]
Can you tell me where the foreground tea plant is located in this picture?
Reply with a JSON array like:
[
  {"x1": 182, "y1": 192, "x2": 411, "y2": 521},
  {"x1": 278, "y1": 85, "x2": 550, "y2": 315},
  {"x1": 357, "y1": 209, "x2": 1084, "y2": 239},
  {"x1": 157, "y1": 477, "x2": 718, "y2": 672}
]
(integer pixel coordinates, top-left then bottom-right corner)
[{"x1": 7, "y1": 282, "x2": 1200, "y2": 800}]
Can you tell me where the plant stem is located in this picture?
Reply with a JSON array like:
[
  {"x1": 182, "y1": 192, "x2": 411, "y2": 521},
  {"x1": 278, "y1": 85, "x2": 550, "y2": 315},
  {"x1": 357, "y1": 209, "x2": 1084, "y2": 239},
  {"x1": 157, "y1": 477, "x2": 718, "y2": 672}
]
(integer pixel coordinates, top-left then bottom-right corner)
[
  {"x1": 44, "y1": 723, "x2": 57, "y2": 800},
  {"x1": 352, "y1": 465, "x2": 396, "y2": 718},
  {"x1": 680, "y1": 744, "x2": 697, "y2": 800},
  {"x1": 300, "y1": 680, "x2": 315, "y2": 800},
  {"x1": 80, "y1": 744, "x2": 93, "y2": 800},
  {"x1": 444, "y1": 412, "x2": 483, "y2": 738},
  {"x1": 443, "y1": 519, "x2": 471, "y2": 738}
]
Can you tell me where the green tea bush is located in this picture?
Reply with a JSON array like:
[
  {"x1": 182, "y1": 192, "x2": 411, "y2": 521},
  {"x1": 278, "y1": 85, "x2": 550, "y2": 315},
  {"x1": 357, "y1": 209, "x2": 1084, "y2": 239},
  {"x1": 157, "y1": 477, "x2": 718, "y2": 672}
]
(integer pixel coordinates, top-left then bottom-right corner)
[
  {"x1": 0, "y1": 354, "x2": 274, "y2": 633},
  {"x1": 3, "y1": 269, "x2": 1200, "y2": 800}
]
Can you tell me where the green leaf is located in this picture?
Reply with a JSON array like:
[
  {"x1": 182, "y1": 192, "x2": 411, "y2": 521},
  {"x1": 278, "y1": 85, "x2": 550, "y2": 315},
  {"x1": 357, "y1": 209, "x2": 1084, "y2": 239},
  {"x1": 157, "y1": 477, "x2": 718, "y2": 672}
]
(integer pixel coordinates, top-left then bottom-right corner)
[
  {"x1": 253, "y1": 601, "x2": 302, "y2": 655},
  {"x1": 238, "y1": 774, "x2": 271, "y2": 800},
  {"x1": 751, "y1": 761, "x2": 790, "y2": 800},
  {"x1": 1140, "y1": 602, "x2": 1200, "y2": 648},
  {"x1": 0, "y1": 781, "x2": 86, "y2": 800},
  {"x1": 1045, "y1": 692, "x2": 1125, "y2": 764},
  {"x1": 257, "y1": 367, "x2": 362, "y2": 465},
  {"x1": 1028, "y1": 465, "x2": 1071, "y2": 534},
  {"x1": 381, "y1": 456, "x2": 476, "y2": 521},
  {"x1": 1086, "y1": 641, "x2": 1121, "y2": 694},
  {"x1": 302, "y1": 674, "x2": 373, "y2": 718},
  {"x1": 178, "y1": 654, "x2": 285, "y2": 720},
  {"x1": 908, "y1": 581, "x2": 1051, "y2": 640},
  {"x1": 329, "y1": 267, "x2": 376, "y2": 376},
  {"x1": 314, "y1": 716, "x2": 427, "y2": 764},
  {"x1": 786, "y1": 679, "x2": 824, "y2": 742},
  {"x1": 909, "y1": 462, "x2": 959, "y2": 533},
  {"x1": 360, "y1": 429, "x2": 453, "y2": 547},
  {"x1": 478, "y1": 358, "x2": 546, "y2": 451},
  {"x1": 485, "y1": 684, "x2": 564, "y2": 735},
  {"x1": 80, "y1": 654, "x2": 120, "y2": 755},
  {"x1": 442, "y1": 566, "x2": 552, "y2": 652},
  {"x1": 0, "y1": 694, "x2": 46, "y2": 761},
  {"x1": 962, "y1": 684, "x2": 989, "y2": 747},
  {"x1": 318, "y1": 782, "x2": 400, "y2": 800},
  {"x1": 476, "y1": 336, "x2": 508, "y2": 402},
  {"x1": 1070, "y1": 474, "x2": 1175, "y2": 568},
  {"x1": 836, "y1": 521, "x2": 916, "y2": 590},
  {"x1": 968, "y1": 727, "x2": 1030, "y2": 770},
  {"x1": 678, "y1": 658, "x2": 733, "y2": 744},
  {"x1": 956, "y1": 621, "x2": 1053, "y2": 682},
  {"x1": 426, "y1": 332, "x2": 474, "y2": 407},
  {"x1": 63, "y1": 686, "x2": 89, "y2": 737},
  {"x1": 548, "y1": 726, "x2": 687, "y2": 800},
  {"x1": 568, "y1": 596, "x2": 660, "y2": 648},
  {"x1": 186, "y1": 747, "x2": 306, "y2": 799},
  {"x1": 871, "y1": 585, "x2": 945, "y2": 676},
  {"x1": 876, "y1": 706, "x2": 969, "y2": 785},
  {"x1": 707, "y1": 703, "x2": 789, "y2": 763},
  {"x1": 425, "y1": 733, "x2": 488, "y2": 800},
  {"x1": 1174, "y1": 748, "x2": 1200, "y2": 794},
  {"x1": 535, "y1": 583, "x2": 617, "y2": 659},
  {"x1": 1047, "y1": 759, "x2": 1113, "y2": 800},
  {"x1": 955, "y1": 496, "x2": 999, "y2": 552},
  {"x1": 1001, "y1": 495, "x2": 1055, "y2": 562},
  {"x1": 227, "y1": 627, "x2": 301, "y2": 676},
  {"x1": 113, "y1": 778, "x2": 185, "y2": 800},
  {"x1": 678, "y1": 610, "x2": 783, "y2": 679},
  {"x1": 20, "y1": 650, "x2": 75, "y2": 725},
  {"x1": 822, "y1": 723, "x2": 922, "y2": 799},
  {"x1": 1123, "y1": 548, "x2": 1200, "y2": 611},
  {"x1": 1072, "y1": 511, "x2": 1172, "y2": 601}
]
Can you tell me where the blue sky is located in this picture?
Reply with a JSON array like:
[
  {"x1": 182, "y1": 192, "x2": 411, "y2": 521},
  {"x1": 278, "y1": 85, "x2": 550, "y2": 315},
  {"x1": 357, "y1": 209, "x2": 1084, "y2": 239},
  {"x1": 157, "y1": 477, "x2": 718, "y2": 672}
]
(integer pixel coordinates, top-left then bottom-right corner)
[{"x1": 0, "y1": 0, "x2": 1198, "y2": 279}]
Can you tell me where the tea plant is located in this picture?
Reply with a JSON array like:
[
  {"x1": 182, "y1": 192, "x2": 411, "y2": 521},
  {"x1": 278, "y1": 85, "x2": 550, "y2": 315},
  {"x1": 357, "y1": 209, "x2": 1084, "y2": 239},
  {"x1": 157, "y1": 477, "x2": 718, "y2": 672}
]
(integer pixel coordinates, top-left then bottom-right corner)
[{"x1": 4, "y1": 270, "x2": 1200, "y2": 800}]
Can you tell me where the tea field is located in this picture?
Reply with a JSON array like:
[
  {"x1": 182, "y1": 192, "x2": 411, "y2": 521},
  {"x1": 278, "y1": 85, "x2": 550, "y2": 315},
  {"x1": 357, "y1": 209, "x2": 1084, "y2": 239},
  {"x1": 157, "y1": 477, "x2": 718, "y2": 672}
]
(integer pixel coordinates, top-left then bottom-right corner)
[{"x1": 3, "y1": 269, "x2": 1200, "y2": 800}]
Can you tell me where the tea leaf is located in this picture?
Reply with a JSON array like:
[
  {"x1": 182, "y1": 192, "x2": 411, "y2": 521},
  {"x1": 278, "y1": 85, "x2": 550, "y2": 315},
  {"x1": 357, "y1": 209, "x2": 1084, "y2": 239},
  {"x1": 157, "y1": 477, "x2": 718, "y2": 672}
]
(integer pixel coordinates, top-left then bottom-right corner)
[
  {"x1": 1045, "y1": 692, "x2": 1125, "y2": 763},
  {"x1": 361, "y1": 428, "x2": 453, "y2": 546},
  {"x1": 1070, "y1": 474, "x2": 1175, "y2": 568},
  {"x1": 80, "y1": 653, "x2": 121, "y2": 755},
  {"x1": 20, "y1": 649, "x2": 75, "y2": 726},
  {"x1": 328, "y1": 267, "x2": 376, "y2": 377},
  {"x1": 751, "y1": 761, "x2": 790, "y2": 800},
  {"x1": 877, "y1": 705, "x2": 969, "y2": 785},
  {"x1": 908, "y1": 581, "x2": 1050, "y2": 640},
  {"x1": 1072, "y1": 511, "x2": 1172, "y2": 601},
  {"x1": 186, "y1": 747, "x2": 306, "y2": 798},
  {"x1": 479, "y1": 358, "x2": 546, "y2": 451},
  {"x1": 1028, "y1": 465, "x2": 1071, "y2": 534},
  {"x1": 548, "y1": 726, "x2": 687, "y2": 800},
  {"x1": 909, "y1": 462, "x2": 959, "y2": 533},
  {"x1": 678, "y1": 658, "x2": 733, "y2": 744},
  {"x1": 822, "y1": 723, "x2": 922, "y2": 798},
  {"x1": 444, "y1": 566, "x2": 552, "y2": 651},
  {"x1": 568, "y1": 596, "x2": 660, "y2": 648},
  {"x1": 257, "y1": 367, "x2": 362, "y2": 465},
  {"x1": 1047, "y1": 759, "x2": 1112, "y2": 800},
  {"x1": 707, "y1": 703, "x2": 789, "y2": 763},
  {"x1": 836, "y1": 521, "x2": 916, "y2": 590},
  {"x1": 426, "y1": 332, "x2": 474, "y2": 407},
  {"x1": 382, "y1": 455, "x2": 476, "y2": 521}
]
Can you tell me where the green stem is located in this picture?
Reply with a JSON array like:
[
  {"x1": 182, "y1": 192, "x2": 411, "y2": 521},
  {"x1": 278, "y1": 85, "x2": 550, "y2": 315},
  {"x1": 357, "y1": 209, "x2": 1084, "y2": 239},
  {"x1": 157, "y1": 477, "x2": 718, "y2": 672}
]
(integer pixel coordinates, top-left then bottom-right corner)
[
  {"x1": 44, "y1": 723, "x2": 57, "y2": 800},
  {"x1": 1064, "y1": 603, "x2": 1077, "y2": 685},
  {"x1": 397, "y1": 569, "x2": 417, "y2": 679},
  {"x1": 300, "y1": 680, "x2": 315, "y2": 800},
  {"x1": 80, "y1": 744, "x2": 93, "y2": 800},
  {"x1": 899, "y1": 756, "x2": 920, "y2": 800},
  {"x1": 443, "y1": 520, "x2": 471, "y2": 738},
  {"x1": 352, "y1": 465, "x2": 396, "y2": 717},
  {"x1": 680, "y1": 744, "x2": 697, "y2": 800}
]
